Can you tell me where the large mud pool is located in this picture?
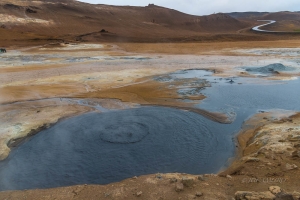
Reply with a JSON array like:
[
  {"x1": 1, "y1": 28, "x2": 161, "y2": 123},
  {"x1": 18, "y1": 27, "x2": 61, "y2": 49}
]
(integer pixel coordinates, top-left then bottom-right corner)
[
  {"x1": 0, "y1": 107, "x2": 234, "y2": 191},
  {"x1": 1, "y1": 67, "x2": 300, "y2": 191}
]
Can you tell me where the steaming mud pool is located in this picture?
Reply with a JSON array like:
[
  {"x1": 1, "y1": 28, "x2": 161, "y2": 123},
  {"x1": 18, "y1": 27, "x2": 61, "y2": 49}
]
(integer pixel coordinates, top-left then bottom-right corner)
[{"x1": 1, "y1": 68, "x2": 300, "y2": 191}]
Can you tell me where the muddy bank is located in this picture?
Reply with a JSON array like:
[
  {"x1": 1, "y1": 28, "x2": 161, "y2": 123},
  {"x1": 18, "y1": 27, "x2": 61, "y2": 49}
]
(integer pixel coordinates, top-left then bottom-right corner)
[{"x1": 0, "y1": 98, "x2": 136, "y2": 161}]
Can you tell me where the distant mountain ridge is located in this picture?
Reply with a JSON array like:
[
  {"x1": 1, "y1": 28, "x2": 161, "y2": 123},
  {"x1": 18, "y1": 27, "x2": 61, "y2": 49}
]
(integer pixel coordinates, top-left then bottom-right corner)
[
  {"x1": 0, "y1": 1, "x2": 299, "y2": 44},
  {"x1": 0, "y1": 1, "x2": 249, "y2": 40}
]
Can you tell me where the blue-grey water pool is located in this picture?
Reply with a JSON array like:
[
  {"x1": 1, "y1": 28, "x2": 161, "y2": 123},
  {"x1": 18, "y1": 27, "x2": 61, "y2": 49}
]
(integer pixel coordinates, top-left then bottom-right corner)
[{"x1": 0, "y1": 68, "x2": 299, "y2": 191}]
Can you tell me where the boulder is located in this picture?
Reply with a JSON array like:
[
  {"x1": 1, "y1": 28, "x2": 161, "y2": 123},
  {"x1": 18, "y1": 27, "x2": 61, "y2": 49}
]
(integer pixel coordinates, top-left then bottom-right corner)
[{"x1": 269, "y1": 186, "x2": 281, "y2": 195}]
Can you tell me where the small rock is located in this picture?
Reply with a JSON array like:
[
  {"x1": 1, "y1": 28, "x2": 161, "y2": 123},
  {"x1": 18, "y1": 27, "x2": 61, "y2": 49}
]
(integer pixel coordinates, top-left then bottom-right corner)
[
  {"x1": 195, "y1": 192, "x2": 203, "y2": 197},
  {"x1": 197, "y1": 175, "x2": 206, "y2": 181},
  {"x1": 175, "y1": 182, "x2": 184, "y2": 192},
  {"x1": 132, "y1": 176, "x2": 138, "y2": 179},
  {"x1": 235, "y1": 191, "x2": 253, "y2": 200},
  {"x1": 244, "y1": 157, "x2": 260, "y2": 163},
  {"x1": 136, "y1": 191, "x2": 142, "y2": 197},
  {"x1": 235, "y1": 191, "x2": 276, "y2": 200},
  {"x1": 285, "y1": 163, "x2": 298, "y2": 170},
  {"x1": 182, "y1": 177, "x2": 195, "y2": 187},
  {"x1": 226, "y1": 175, "x2": 233, "y2": 179},
  {"x1": 275, "y1": 193, "x2": 294, "y2": 200},
  {"x1": 258, "y1": 191, "x2": 276, "y2": 200},
  {"x1": 269, "y1": 186, "x2": 281, "y2": 195},
  {"x1": 156, "y1": 174, "x2": 162, "y2": 179},
  {"x1": 292, "y1": 192, "x2": 300, "y2": 199},
  {"x1": 170, "y1": 178, "x2": 177, "y2": 183}
]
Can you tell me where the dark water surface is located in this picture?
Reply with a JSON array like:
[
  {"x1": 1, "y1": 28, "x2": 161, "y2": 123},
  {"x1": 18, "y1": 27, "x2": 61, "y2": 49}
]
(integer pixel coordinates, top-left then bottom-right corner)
[
  {"x1": 1, "y1": 69, "x2": 300, "y2": 191},
  {"x1": 0, "y1": 107, "x2": 233, "y2": 191}
]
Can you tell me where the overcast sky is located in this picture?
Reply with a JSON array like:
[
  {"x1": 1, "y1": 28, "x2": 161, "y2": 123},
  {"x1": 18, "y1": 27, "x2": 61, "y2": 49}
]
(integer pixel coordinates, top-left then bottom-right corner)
[{"x1": 77, "y1": 0, "x2": 300, "y2": 15}]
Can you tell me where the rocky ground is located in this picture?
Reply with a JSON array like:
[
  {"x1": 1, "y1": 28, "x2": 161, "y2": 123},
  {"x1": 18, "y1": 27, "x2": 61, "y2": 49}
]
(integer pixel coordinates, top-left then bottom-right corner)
[{"x1": 0, "y1": 42, "x2": 299, "y2": 199}]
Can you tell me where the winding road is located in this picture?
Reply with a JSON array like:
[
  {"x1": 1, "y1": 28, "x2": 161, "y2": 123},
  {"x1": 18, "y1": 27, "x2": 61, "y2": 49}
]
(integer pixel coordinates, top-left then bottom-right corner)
[{"x1": 252, "y1": 20, "x2": 278, "y2": 32}]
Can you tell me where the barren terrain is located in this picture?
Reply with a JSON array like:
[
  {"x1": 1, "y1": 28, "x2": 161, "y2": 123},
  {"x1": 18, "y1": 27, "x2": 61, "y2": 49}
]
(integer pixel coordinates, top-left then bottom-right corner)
[{"x1": 0, "y1": 0, "x2": 300, "y2": 199}]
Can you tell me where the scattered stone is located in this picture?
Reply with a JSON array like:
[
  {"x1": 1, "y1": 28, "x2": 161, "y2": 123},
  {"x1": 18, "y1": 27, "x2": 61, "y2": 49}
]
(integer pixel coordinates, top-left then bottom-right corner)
[
  {"x1": 285, "y1": 163, "x2": 298, "y2": 170},
  {"x1": 197, "y1": 175, "x2": 206, "y2": 181},
  {"x1": 195, "y1": 192, "x2": 203, "y2": 197},
  {"x1": 275, "y1": 193, "x2": 294, "y2": 200},
  {"x1": 132, "y1": 176, "x2": 138, "y2": 179},
  {"x1": 175, "y1": 182, "x2": 184, "y2": 192},
  {"x1": 269, "y1": 186, "x2": 281, "y2": 195},
  {"x1": 292, "y1": 192, "x2": 300, "y2": 199},
  {"x1": 182, "y1": 177, "x2": 194, "y2": 187},
  {"x1": 226, "y1": 175, "x2": 233, "y2": 179},
  {"x1": 170, "y1": 178, "x2": 177, "y2": 183},
  {"x1": 136, "y1": 191, "x2": 142, "y2": 197},
  {"x1": 235, "y1": 191, "x2": 276, "y2": 200},
  {"x1": 243, "y1": 157, "x2": 260, "y2": 163},
  {"x1": 156, "y1": 174, "x2": 162, "y2": 179},
  {"x1": 266, "y1": 162, "x2": 272, "y2": 166},
  {"x1": 235, "y1": 191, "x2": 253, "y2": 200}
]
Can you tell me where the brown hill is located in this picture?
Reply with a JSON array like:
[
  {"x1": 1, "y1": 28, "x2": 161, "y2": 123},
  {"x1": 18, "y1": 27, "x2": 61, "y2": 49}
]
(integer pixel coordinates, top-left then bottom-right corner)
[
  {"x1": 0, "y1": 0, "x2": 252, "y2": 44},
  {"x1": 262, "y1": 11, "x2": 300, "y2": 21},
  {"x1": 227, "y1": 12, "x2": 269, "y2": 20}
]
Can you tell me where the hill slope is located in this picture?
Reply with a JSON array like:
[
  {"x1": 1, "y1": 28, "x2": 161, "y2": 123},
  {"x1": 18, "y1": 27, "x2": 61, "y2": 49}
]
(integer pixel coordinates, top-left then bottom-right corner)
[{"x1": 0, "y1": 0, "x2": 250, "y2": 43}]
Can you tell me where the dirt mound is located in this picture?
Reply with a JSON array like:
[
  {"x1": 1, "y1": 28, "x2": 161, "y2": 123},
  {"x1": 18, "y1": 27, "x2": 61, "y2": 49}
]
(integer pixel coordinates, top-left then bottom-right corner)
[
  {"x1": 245, "y1": 63, "x2": 295, "y2": 74},
  {"x1": 262, "y1": 11, "x2": 300, "y2": 21}
]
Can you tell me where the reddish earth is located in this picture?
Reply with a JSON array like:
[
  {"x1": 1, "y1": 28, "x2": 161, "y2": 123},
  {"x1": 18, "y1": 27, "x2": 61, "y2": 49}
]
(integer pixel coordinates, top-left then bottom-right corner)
[{"x1": 0, "y1": 0, "x2": 299, "y2": 46}]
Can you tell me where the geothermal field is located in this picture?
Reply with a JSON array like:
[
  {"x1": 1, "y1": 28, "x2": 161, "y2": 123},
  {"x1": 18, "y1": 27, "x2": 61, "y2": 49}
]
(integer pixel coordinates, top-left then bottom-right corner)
[{"x1": 0, "y1": 0, "x2": 300, "y2": 199}]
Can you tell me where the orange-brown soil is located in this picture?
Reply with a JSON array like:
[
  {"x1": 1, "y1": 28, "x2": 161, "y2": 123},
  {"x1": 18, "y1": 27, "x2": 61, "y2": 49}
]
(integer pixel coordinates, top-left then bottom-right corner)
[{"x1": 0, "y1": 1, "x2": 300, "y2": 197}]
